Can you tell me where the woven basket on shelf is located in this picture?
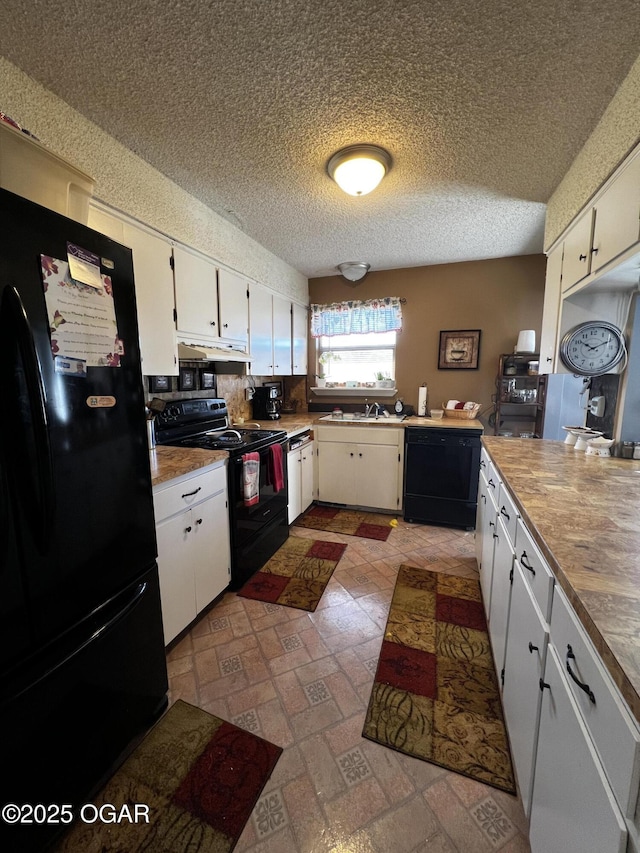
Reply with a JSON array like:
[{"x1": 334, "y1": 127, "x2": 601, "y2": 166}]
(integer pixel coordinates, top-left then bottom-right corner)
[{"x1": 442, "y1": 402, "x2": 481, "y2": 420}]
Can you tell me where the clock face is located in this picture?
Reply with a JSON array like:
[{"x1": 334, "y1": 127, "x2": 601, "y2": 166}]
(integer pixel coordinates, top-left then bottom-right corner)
[{"x1": 559, "y1": 322, "x2": 624, "y2": 376}]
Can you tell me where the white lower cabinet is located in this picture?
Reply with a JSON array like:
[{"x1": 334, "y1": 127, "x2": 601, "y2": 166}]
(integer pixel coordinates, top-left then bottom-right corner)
[
  {"x1": 477, "y1": 472, "x2": 498, "y2": 618},
  {"x1": 502, "y1": 561, "x2": 548, "y2": 817},
  {"x1": 287, "y1": 440, "x2": 315, "y2": 523},
  {"x1": 529, "y1": 645, "x2": 627, "y2": 853},
  {"x1": 316, "y1": 426, "x2": 402, "y2": 511},
  {"x1": 487, "y1": 514, "x2": 514, "y2": 682},
  {"x1": 153, "y1": 464, "x2": 230, "y2": 644},
  {"x1": 478, "y1": 446, "x2": 640, "y2": 853}
]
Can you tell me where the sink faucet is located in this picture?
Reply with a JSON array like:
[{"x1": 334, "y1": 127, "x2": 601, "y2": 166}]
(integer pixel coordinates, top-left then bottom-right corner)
[{"x1": 365, "y1": 400, "x2": 381, "y2": 419}]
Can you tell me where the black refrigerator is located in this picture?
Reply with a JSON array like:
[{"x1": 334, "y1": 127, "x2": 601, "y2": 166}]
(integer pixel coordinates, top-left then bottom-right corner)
[{"x1": 0, "y1": 188, "x2": 168, "y2": 852}]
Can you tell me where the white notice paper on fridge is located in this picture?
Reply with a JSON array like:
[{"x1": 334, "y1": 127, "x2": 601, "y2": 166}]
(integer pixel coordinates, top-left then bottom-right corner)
[{"x1": 40, "y1": 255, "x2": 124, "y2": 367}]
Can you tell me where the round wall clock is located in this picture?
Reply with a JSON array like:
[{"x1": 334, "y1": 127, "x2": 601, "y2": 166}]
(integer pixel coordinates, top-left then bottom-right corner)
[{"x1": 559, "y1": 321, "x2": 625, "y2": 376}]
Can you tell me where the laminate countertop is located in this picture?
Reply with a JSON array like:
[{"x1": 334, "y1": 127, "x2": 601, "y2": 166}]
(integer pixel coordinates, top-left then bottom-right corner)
[
  {"x1": 243, "y1": 414, "x2": 484, "y2": 433},
  {"x1": 149, "y1": 445, "x2": 227, "y2": 487},
  {"x1": 482, "y1": 436, "x2": 640, "y2": 723}
]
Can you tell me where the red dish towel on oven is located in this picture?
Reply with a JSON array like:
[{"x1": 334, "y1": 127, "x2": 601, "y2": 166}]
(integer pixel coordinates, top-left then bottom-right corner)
[
  {"x1": 267, "y1": 442, "x2": 284, "y2": 493},
  {"x1": 242, "y1": 451, "x2": 260, "y2": 506}
]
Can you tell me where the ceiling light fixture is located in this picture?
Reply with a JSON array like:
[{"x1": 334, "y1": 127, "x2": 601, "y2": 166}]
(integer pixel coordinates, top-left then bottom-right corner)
[
  {"x1": 337, "y1": 262, "x2": 370, "y2": 282},
  {"x1": 327, "y1": 144, "x2": 392, "y2": 196}
]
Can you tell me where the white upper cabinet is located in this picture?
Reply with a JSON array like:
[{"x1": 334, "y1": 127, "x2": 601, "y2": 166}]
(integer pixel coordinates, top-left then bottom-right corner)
[
  {"x1": 173, "y1": 244, "x2": 219, "y2": 342},
  {"x1": 539, "y1": 243, "x2": 563, "y2": 373},
  {"x1": 591, "y1": 151, "x2": 640, "y2": 275},
  {"x1": 272, "y1": 294, "x2": 292, "y2": 376},
  {"x1": 292, "y1": 302, "x2": 308, "y2": 375},
  {"x1": 561, "y1": 208, "x2": 594, "y2": 292},
  {"x1": 88, "y1": 204, "x2": 177, "y2": 376},
  {"x1": 218, "y1": 267, "x2": 249, "y2": 346},
  {"x1": 248, "y1": 282, "x2": 274, "y2": 375},
  {"x1": 248, "y1": 284, "x2": 293, "y2": 376}
]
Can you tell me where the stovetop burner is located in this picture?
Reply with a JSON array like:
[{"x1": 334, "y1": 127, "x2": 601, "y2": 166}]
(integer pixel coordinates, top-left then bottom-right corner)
[{"x1": 155, "y1": 398, "x2": 286, "y2": 455}]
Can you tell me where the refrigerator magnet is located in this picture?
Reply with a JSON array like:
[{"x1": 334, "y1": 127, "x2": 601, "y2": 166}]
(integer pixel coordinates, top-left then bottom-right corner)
[{"x1": 55, "y1": 356, "x2": 87, "y2": 376}]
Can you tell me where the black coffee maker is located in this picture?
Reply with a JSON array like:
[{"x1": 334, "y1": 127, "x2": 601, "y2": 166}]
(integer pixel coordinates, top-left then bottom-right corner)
[{"x1": 252, "y1": 385, "x2": 282, "y2": 420}]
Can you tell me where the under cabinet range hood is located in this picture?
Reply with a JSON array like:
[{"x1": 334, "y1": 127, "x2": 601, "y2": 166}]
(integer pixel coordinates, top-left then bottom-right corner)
[{"x1": 177, "y1": 342, "x2": 251, "y2": 363}]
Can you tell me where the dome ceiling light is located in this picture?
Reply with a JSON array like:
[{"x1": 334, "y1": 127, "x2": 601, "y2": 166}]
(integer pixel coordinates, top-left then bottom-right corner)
[
  {"x1": 337, "y1": 262, "x2": 370, "y2": 282},
  {"x1": 327, "y1": 145, "x2": 392, "y2": 196}
]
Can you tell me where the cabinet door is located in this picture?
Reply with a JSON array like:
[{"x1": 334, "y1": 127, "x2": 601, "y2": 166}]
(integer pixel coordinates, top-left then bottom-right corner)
[
  {"x1": 488, "y1": 515, "x2": 514, "y2": 681},
  {"x1": 479, "y1": 484, "x2": 498, "y2": 618},
  {"x1": 529, "y1": 646, "x2": 627, "y2": 853},
  {"x1": 88, "y1": 204, "x2": 126, "y2": 243},
  {"x1": 156, "y1": 509, "x2": 195, "y2": 644},
  {"x1": 355, "y1": 443, "x2": 400, "y2": 510},
  {"x1": 502, "y1": 562, "x2": 548, "y2": 817},
  {"x1": 122, "y1": 222, "x2": 178, "y2": 376},
  {"x1": 192, "y1": 490, "x2": 230, "y2": 612},
  {"x1": 292, "y1": 302, "x2": 308, "y2": 375},
  {"x1": 561, "y1": 209, "x2": 594, "y2": 292},
  {"x1": 317, "y1": 442, "x2": 356, "y2": 505},
  {"x1": 592, "y1": 152, "x2": 640, "y2": 274},
  {"x1": 218, "y1": 267, "x2": 249, "y2": 344},
  {"x1": 249, "y1": 283, "x2": 274, "y2": 375},
  {"x1": 173, "y1": 245, "x2": 219, "y2": 341},
  {"x1": 272, "y1": 294, "x2": 292, "y2": 376},
  {"x1": 287, "y1": 448, "x2": 302, "y2": 523},
  {"x1": 300, "y1": 442, "x2": 315, "y2": 513},
  {"x1": 539, "y1": 244, "x2": 563, "y2": 374}
]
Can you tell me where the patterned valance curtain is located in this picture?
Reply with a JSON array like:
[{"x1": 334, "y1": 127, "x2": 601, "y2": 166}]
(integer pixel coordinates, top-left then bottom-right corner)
[{"x1": 310, "y1": 297, "x2": 403, "y2": 338}]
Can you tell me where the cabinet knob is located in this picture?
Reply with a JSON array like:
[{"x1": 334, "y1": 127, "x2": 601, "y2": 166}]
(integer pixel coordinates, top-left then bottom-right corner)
[
  {"x1": 196, "y1": 518, "x2": 203, "y2": 525},
  {"x1": 185, "y1": 526, "x2": 192, "y2": 534},
  {"x1": 223, "y1": 323, "x2": 228, "y2": 328},
  {"x1": 591, "y1": 246, "x2": 599, "y2": 255},
  {"x1": 579, "y1": 253, "x2": 587, "y2": 261},
  {"x1": 539, "y1": 678, "x2": 550, "y2": 692},
  {"x1": 528, "y1": 642, "x2": 539, "y2": 654},
  {"x1": 359, "y1": 452, "x2": 363, "y2": 457},
  {"x1": 210, "y1": 320, "x2": 216, "y2": 326},
  {"x1": 546, "y1": 356, "x2": 552, "y2": 362},
  {"x1": 350, "y1": 452, "x2": 354, "y2": 457}
]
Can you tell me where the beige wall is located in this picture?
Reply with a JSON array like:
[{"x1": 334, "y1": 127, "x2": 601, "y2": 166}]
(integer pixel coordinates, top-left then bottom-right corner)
[{"x1": 308, "y1": 255, "x2": 546, "y2": 422}]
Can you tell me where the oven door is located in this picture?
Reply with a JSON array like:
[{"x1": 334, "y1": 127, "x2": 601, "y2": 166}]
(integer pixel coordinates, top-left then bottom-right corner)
[{"x1": 228, "y1": 441, "x2": 289, "y2": 550}]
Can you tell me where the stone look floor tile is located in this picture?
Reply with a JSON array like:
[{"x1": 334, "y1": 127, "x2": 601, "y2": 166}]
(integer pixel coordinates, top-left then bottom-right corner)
[{"x1": 166, "y1": 518, "x2": 530, "y2": 853}]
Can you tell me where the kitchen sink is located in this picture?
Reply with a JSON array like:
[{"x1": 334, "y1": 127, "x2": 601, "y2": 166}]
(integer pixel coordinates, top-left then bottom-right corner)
[{"x1": 318, "y1": 413, "x2": 407, "y2": 423}]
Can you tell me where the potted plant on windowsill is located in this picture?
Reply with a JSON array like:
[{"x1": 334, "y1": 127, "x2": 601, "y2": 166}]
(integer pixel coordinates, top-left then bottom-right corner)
[
  {"x1": 318, "y1": 351, "x2": 341, "y2": 386},
  {"x1": 375, "y1": 371, "x2": 394, "y2": 389}
]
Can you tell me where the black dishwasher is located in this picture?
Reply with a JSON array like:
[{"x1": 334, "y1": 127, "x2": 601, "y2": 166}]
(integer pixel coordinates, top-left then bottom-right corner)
[{"x1": 403, "y1": 427, "x2": 481, "y2": 530}]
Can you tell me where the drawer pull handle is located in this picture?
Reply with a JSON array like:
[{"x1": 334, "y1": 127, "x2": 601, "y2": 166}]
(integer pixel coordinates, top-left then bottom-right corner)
[
  {"x1": 520, "y1": 551, "x2": 536, "y2": 576},
  {"x1": 566, "y1": 645, "x2": 596, "y2": 704},
  {"x1": 500, "y1": 506, "x2": 510, "y2": 521},
  {"x1": 539, "y1": 678, "x2": 550, "y2": 691},
  {"x1": 480, "y1": 459, "x2": 486, "y2": 468},
  {"x1": 488, "y1": 478, "x2": 496, "y2": 489},
  {"x1": 528, "y1": 642, "x2": 539, "y2": 654},
  {"x1": 182, "y1": 486, "x2": 202, "y2": 498}
]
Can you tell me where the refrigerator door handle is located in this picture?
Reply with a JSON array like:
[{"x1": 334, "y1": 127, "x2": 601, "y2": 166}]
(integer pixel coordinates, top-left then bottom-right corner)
[
  {"x1": 4, "y1": 580, "x2": 151, "y2": 704},
  {"x1": 1, "y1": 285, "x2": 55, "y2": 550}
]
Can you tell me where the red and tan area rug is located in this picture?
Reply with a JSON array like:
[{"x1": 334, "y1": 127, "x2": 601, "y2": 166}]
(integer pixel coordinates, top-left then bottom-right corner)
[
  {"x1": 55, "y1": 700, "x2": 282, "y2": 852},
  {"x1": 237, "y1": 535, "x2": 347, "y2": 611},
  {"x1": 363, "y1": 565, "x2": 516, "y2": 794},
  {"x1": 294, "y1": 505, "x2": 393, "y2": 541}
]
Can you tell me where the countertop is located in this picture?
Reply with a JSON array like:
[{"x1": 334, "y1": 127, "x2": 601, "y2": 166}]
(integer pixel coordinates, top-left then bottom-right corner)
[
  {"x1": 149, "y1": 445, "x2": 227, "y2": 487},
  {"x1": 482, "y1": 436, "x2": 640, "y2": 722},
  {"x1": 150, "y1": 413, "x2": 484, "y2": 486}
]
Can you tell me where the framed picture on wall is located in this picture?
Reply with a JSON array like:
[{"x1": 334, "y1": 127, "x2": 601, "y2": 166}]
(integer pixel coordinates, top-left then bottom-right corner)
[
  {"x1": 148, "y1": 375, "x2": 170, "y2": 393},
  {"x1": 438, "y1": 329, "x2": 481, "y2": 369},
  {"x1": 199, "y1": 369, "x2": 216, "y2": 390},
  {"x1": 178, "y1": 367, "x2": 196, "y2": 391}
]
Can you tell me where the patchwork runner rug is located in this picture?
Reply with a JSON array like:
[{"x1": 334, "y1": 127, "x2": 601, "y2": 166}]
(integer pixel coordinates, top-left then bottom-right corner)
[
  {"x1": 55, "y1": 700, "x2": 282, "y2": 852},
  {"x1": 363, "y1": 565, "x2": 516, "y2": 794},
  {"x1": 294, "y1": 504, "x2": 393, "y2": 541},
  {"x1": 237, "y1": 535, "x2": 347, "y2": 611}
]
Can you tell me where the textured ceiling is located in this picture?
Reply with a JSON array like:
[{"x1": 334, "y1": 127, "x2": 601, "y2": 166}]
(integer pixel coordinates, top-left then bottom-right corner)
[{"x1": 1, "y1": 1, "x2": 639, "y2": 278}]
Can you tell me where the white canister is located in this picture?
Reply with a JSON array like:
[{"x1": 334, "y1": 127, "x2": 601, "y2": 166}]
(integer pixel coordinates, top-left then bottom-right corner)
[{"x1": 516, "y1": 330, "x2": 536, "y2": 353}]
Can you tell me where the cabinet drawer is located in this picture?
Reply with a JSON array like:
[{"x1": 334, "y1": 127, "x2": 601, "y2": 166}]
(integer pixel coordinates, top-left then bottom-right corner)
[
  {"x1": 153, "y1": 464, "x2": 227, "y2": 522},
  {"x1": 479, "y1": 446, "x2": 491, "y2": 474},
  {"x1": 496, "y1": 483, "x2": 518, "y2": 545},
  {"x1": 485, "y1": 459, "x2": 501, "y2": 501},
  {"x1": 550, "y1": 585, "x2": 640, "y2": 816},
  {"x1": 515, "y1": 519, "x2": 554, "y2": 621}
]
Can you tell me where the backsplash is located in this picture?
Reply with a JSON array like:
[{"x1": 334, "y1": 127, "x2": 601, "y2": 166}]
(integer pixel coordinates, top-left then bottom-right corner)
[{"x1": 143, "y1": 368, "x2": 309, "y2": 423}]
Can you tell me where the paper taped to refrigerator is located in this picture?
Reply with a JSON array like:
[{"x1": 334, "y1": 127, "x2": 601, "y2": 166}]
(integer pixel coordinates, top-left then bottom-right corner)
[{"x1": 40, "y1": 254, "x2": 124, "y2": 367}]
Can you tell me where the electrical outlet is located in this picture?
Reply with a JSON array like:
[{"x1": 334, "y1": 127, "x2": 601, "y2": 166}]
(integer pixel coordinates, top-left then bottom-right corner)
[{"x1": 245, "y1": 388, "x2": 254, "y2": 401}]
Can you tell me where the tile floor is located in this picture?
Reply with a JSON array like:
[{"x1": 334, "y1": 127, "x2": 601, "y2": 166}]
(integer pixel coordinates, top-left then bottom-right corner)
[{"x1": 167, "y1": 516, "x2": 531, "y2": 853}]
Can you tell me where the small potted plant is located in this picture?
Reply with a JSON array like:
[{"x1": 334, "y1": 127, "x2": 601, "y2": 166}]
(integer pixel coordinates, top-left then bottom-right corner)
[
  {"x1": 375, "y1": 371, "x2": 394, "y2": 388},
  {"x1": 319, "y1": 351, "x2": 341, "y2": 385}
]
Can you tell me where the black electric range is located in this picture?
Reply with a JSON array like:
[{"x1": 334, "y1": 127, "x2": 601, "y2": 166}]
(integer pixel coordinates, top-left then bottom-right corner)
[{"x1": 155, "y1": 398, "x2": 289, "y2": 589}]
